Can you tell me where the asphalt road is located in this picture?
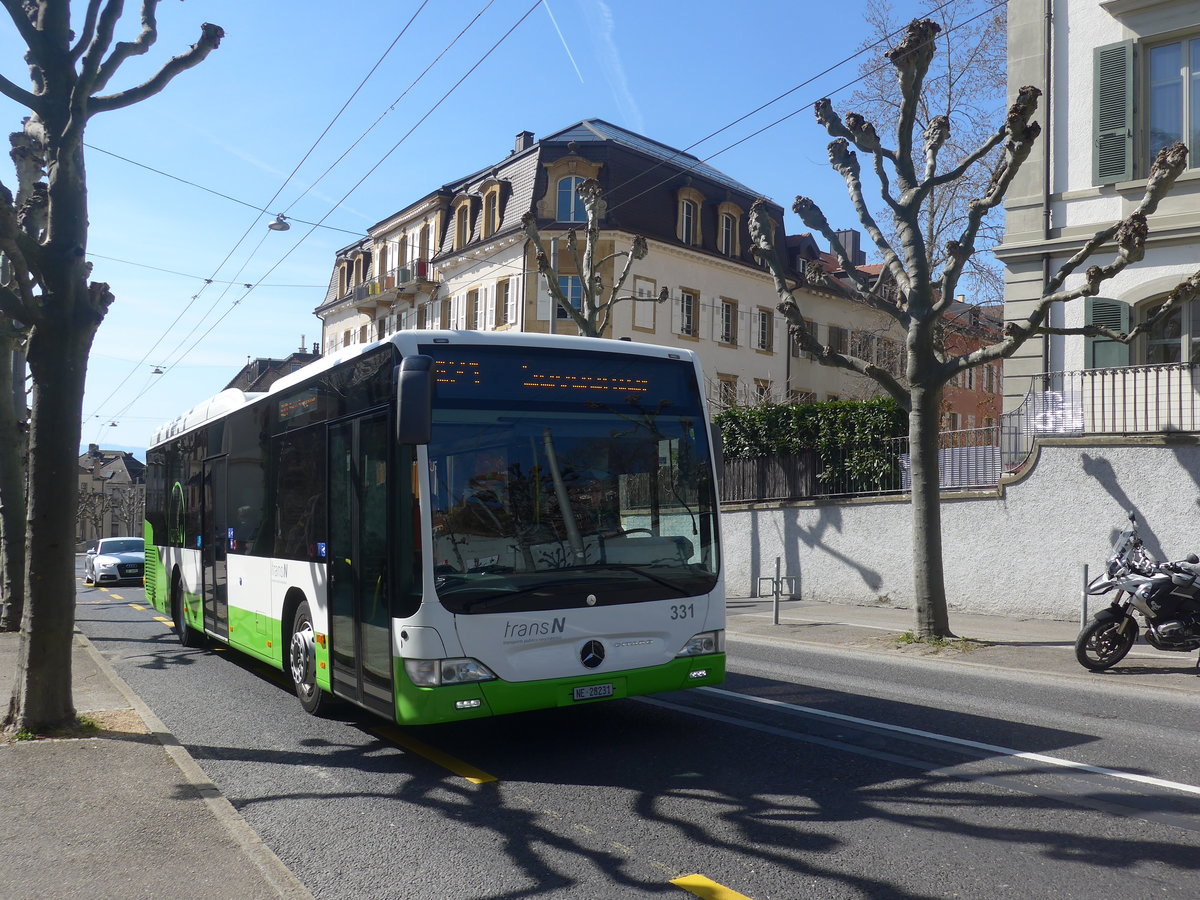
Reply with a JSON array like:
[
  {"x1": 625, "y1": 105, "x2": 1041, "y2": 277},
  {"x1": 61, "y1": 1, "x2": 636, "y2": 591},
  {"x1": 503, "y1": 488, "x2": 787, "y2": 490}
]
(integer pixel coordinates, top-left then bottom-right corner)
[{"x1": 75, "y1": 565, "x2": 1200, "y2": 900}]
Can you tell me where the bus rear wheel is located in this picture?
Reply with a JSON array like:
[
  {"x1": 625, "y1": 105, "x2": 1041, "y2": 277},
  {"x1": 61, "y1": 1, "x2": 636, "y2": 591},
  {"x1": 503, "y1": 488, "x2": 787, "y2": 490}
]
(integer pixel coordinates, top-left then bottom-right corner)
[{"x1": 289, "y1": 601, "x2": 329, "y2": 715}]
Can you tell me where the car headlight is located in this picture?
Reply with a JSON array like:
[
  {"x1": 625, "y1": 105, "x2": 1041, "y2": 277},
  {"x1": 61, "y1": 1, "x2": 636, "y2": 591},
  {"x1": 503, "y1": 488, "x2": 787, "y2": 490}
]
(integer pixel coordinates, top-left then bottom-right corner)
[
  {"x1": 676, "y1": 630, "x2": 724, "y2": 657},
  {"x1": 404, "y1": 657, "x2": 496, "y2": 687},
  {"x1": 96, "y1": 560, "x2": 118, "y2": 571}
]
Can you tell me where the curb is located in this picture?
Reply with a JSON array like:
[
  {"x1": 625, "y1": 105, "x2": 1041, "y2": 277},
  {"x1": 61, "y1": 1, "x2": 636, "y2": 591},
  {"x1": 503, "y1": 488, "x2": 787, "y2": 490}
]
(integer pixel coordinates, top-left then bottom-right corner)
[{"x1": 77, "y1": 632, "x2": 314, "y2": 900}]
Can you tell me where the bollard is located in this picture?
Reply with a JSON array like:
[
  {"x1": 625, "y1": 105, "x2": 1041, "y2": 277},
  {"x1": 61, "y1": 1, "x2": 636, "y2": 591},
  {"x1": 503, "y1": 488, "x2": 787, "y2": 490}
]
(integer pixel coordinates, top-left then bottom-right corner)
[
  {"x1": 773, "y1": 557, "x2": 781, "y2": 625},
  {"x1": 1081, "y1": 563, "x2": 1089, "y2": 627}
]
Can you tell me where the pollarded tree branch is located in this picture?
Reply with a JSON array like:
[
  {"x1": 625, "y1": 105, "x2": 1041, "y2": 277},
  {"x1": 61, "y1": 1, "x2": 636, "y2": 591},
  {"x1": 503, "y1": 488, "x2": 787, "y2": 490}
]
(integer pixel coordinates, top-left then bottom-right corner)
[
  {"x1": 814, "y1": 99, "x2": 899, "y2": 167},
  {"x1": 886, "y1": 17, "x2": 942, "y2": 190},
  {"x1": 89, "y1": 21, "x2": 223, "y2": 115},
  {"x1": 936, "y1": 86, "x2": 1042, "y2": 312},
  {"x1": 1044, "y1": 142, "x2": 1188, "y2": 298},
  {"x1": 70, "y1": 0, "x2": 106, "y2": 64},
  {"x1": 92, "y1": 0, "x2": 161, "y2": 95},
  {"x1": 77, "y1": 0, "x2": 128, "y2": 98},
  {"x1": 748, "y1": 200, "x2": 910, "y2": 406}
]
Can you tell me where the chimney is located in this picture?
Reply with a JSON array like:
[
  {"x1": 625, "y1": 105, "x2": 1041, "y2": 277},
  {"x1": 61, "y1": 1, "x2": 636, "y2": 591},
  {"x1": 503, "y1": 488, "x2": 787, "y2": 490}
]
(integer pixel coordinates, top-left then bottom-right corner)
[
  {"x1": 88, "y1": 443, "x2": 100, "y2": 457},
  {"x1": 312, "y1": 342, "x2": 320, "y2": 356},
  {"x1": 515, "y1": 130, "x2": 534, "y2": 153},
  {"x1": 299, "y1": 334, "x2": 306, "y2": 353},
  {"x1": 833, "y1": 229, "x2": 866, "y2": 267}
]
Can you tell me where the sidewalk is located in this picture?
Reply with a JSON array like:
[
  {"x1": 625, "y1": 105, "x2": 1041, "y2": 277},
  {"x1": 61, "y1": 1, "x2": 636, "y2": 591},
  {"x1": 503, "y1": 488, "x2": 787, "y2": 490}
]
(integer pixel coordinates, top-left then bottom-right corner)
[
  {"x1": 725, "y1": 596, "x2": 1200, "y2": 693},
  {"x1": 0, "y1": 630, "x2": 313, "y2": 900}
]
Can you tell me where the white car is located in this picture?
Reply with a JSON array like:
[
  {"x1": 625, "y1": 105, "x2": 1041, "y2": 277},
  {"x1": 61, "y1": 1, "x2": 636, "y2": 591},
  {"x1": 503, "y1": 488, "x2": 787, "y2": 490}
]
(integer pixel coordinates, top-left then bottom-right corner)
[{"x1": 84, "y1": 537, "x2": 145, "y2": 585}]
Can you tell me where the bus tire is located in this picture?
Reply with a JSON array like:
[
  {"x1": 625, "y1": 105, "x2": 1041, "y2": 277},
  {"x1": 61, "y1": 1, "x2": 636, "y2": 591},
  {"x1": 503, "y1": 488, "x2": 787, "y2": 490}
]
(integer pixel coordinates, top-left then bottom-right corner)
[
  {"x1": 289, "y1": 601, "x2": 329, "y2": 715},
  {"x1": 172, "y1": 574, "x2": 205, "y2": 649}
]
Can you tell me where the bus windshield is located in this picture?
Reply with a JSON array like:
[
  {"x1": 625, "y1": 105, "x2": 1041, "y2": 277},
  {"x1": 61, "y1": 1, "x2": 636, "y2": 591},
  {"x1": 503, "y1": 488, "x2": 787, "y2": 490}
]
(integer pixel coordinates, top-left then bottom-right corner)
[{"x1": 422, "y1": 345, "x2": 719, "y2": 615}]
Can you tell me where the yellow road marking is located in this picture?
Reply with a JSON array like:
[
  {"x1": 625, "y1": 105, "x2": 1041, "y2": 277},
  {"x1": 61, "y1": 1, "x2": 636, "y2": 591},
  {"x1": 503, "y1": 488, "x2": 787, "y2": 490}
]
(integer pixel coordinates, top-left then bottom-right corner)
[
  {"x1": 671, "y1": 875, "x2": 755, "y2": 900},
  {"x1": 371, "y1": 724, "x2": 497, "y2": 784},
  {"x1": 153, "y1": 616, "x2": 172, "y2": 625},
  {"x1": 109, "y1": 593, "x2": 124, "y2": 600},
  {"x1": 128, "y1": 603, "x2": 144, "y2": 610}
]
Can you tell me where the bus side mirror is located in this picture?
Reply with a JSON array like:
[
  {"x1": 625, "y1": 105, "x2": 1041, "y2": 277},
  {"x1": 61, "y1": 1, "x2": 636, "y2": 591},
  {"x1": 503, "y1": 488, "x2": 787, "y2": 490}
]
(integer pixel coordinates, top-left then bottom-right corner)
[{"x1": 396, "y1": 355, "x2": 434, "y2": 445}]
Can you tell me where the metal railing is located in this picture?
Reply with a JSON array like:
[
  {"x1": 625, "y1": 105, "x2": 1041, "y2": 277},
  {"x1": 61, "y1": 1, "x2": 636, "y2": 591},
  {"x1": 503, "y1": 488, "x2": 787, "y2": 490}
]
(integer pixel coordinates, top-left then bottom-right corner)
[{"x1": 341, "y1": 259, "x2": 437, "y2": 303}]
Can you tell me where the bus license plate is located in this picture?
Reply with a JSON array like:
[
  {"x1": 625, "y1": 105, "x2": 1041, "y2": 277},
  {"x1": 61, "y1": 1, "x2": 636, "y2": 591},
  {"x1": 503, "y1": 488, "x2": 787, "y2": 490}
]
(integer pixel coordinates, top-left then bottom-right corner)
[{"x1": 573, "y1": 683, "x2": 613, "y2": 701}]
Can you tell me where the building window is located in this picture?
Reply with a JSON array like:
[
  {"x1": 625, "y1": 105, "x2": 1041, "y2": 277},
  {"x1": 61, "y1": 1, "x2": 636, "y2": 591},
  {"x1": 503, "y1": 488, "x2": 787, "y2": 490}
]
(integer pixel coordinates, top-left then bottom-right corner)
[
  {"x1": 827, "y1": 325, "x2": 849, "y2": 355},
  {"x1": 681, "y1": 199, "x2": 697, "y2": 246},
  {"x1": 719, "y1": 300, "x2": 737, "y2": 344},
  {"x1": 482, "y1": 191, "x2": 497, "y2": 238},
  {"x1": 496, "y1": 279, "x2": 510, "y2": 327},
  {"x1": 468, "y1": 289, "x2": 481, "y2": 330},
  {"x1": 755, "y1": 309, "x2": 773, "y2": 351},
  {"x1": 717, "y1": 375, "x2": 737, "y2": 407},
  {"x1": 1147, "y1": 37, "x2": 1200, "y2": 166},
  {"x1": 1094, "y1": 34, "x2": 1200, "y2": 184},
  {"x1": 455, "y1": 205, "x2": 470, "y2": 250},
  {"x1": 557, "y1": 176, "x2": 586, "y2": 223},
  {"x1": 556, "y1": 275, "x2": 582, "y2": 320},
  {"x1": 1142, "y1": 296, "x2": 1200, "y2": 364},
  {"x1": 720, "y1": 213, "x2": 736, "y2": 256},
  {"x1": 754, "y1": 379, "x2": 771, "y2": 404},
  {"x1": 678, "y1": 290, "x2": 698, "y2": 337}
]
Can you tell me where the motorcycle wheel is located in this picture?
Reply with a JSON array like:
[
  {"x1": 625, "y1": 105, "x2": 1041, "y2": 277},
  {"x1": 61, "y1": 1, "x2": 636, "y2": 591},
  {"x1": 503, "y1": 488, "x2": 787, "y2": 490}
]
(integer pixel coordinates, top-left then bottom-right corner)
[{"x1": 1074, "y1": 617, "x2": 1136, "y2": 671}]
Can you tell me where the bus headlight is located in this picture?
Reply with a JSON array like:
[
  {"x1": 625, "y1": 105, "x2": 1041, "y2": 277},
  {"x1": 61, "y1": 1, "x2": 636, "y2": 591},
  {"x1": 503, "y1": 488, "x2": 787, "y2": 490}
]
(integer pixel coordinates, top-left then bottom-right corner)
[
  {"x1": 676, "y1": 630, "x2": 724, "y2": 657},
  {"x1": 404, "y1": 657, "x2": 497, "y2": 687}
]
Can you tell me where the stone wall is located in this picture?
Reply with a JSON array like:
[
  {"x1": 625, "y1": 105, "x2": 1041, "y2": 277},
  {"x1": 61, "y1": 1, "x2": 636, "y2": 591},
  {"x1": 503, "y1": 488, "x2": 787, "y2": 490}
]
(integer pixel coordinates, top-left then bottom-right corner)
[{"x1": 720, "y1": 438, "x2": 1200, "y2": 621}]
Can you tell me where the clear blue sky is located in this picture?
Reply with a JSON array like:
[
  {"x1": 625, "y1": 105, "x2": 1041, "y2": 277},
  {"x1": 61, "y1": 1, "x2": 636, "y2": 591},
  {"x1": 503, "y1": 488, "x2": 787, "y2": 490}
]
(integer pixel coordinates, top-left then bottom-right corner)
[{"x1": 0, "y1": 0, "x2": 948, "y2": 455}]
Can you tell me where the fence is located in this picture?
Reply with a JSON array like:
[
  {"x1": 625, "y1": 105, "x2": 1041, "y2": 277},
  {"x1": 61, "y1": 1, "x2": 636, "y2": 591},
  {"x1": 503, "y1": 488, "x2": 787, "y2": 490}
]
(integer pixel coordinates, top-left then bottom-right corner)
[{"x1": 720, "y1": 363, "x2": 1200, "y2": 503}]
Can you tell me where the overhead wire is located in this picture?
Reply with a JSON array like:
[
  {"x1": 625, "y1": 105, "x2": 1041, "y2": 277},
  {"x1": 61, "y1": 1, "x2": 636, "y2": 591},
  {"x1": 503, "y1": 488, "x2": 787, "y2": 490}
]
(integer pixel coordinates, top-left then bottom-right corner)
[
  {"x1": 102, "y1": 0, "x2": 546, "y2": 428},
  {"x1": 88, "y1": 0, "x2": 434, "y2": 424}
]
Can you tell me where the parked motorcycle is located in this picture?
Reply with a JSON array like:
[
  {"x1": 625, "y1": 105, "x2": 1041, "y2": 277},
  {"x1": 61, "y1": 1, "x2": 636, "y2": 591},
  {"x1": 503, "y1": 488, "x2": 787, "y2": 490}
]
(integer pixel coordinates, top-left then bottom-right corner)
[{"x1": 1075, "y1": 512, "x2": 1200, "y2": 672}]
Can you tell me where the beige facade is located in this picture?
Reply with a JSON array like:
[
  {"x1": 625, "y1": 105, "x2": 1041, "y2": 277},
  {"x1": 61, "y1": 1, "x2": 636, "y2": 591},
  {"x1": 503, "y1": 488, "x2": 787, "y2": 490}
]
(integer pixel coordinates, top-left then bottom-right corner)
[
  {"x1": 998, "y1": 0, "x2": 1200, "y2": 411},
  {"x1": 316, "y1": 122, "x2": 906, "y2": 409}
]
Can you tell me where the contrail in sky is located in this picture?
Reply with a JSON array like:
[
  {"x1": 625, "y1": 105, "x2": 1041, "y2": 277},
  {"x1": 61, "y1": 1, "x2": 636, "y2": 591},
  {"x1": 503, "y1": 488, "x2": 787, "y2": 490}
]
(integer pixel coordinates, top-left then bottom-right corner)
[{"x1": 542, "y1": 1, "x2": 586, "y2": 84}]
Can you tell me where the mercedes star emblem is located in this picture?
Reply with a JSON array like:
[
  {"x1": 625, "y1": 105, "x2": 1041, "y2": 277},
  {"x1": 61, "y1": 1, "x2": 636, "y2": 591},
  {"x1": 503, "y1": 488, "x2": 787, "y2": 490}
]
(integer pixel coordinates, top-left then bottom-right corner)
[{"x1": 580, "y1": 640, "x2": 605, "y2": 669}]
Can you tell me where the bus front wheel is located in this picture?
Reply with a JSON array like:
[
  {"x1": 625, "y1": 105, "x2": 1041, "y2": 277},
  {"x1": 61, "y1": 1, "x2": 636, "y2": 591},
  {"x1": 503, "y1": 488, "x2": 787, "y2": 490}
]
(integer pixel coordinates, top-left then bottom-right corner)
[
  {"x1": 172, "y1": 576, "x2": 204, "y2": 649},
  {"x1": 289, "y1": 601, "x2": 329, "y2": 715}
]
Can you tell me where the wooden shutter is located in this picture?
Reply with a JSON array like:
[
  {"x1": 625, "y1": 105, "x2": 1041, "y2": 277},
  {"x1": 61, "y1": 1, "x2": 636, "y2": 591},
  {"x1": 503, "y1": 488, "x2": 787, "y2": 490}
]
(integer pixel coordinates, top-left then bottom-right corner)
[
  {"x1": 1085, "y1": 296, "x2": 1131, "y2": 368},
  {"x1": 1094, "y1": 41, "x2": 1134, "y2": 185}
]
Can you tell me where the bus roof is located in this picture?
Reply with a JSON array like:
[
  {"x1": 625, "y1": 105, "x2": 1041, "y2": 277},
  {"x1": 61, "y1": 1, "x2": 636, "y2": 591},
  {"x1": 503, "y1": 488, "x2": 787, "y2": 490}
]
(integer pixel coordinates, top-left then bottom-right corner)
[{"x1": 149, "y1": 331, "x2": 701, "y2": 449}]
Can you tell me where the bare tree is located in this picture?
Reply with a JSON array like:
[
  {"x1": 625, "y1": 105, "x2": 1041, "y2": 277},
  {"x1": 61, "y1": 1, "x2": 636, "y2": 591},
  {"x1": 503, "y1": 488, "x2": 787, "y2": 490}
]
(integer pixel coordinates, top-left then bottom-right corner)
[
  {"x1": 0, "y1": 1, "x2": 222, "y2": 733},
  {"x1": 110, "y1": 485, "x2": 143, "y2": 535},
  {"x1": 751, "y1": 18, "x2": 1195, "y2": 638},
  {"x1": 0, "y1": 316, "x2": 28, "y2": 631},
  {"x1": 76, "y1": 486, "x2": 110, "y2": 544},
  {"x1": 521, "y1": 179, "x2": 666, "y2": 337},
  {"x1": 852, "y1": 0, "x2": 1008, "y2": 306}
]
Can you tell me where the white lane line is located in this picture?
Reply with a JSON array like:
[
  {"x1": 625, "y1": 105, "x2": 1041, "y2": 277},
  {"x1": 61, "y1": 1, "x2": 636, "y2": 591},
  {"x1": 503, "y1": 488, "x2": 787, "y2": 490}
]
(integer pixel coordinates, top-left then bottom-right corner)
[{"x1": 699, "y1": 686, "x2": 1200, "y2": 798}]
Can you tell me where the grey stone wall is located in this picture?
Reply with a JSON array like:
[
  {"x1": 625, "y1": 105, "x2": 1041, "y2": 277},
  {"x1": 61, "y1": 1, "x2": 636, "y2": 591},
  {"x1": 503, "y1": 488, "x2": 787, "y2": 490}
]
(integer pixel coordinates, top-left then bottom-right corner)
[{"x1": 721, "y1": 439, "x2": 1200, "y2": 621}]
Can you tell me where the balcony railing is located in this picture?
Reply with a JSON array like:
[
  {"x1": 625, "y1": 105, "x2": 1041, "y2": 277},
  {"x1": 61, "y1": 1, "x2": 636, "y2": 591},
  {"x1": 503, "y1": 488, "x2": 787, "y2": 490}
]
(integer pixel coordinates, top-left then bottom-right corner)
[{"x1": 341, "y1": 259, "x2": 437, "y2": 303}]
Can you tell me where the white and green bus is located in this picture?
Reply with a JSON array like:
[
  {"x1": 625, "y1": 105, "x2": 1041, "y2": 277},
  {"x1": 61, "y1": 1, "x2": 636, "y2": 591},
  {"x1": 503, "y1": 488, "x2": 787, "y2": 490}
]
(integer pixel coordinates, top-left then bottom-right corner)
[{"x1": 144, "y1": 331, "x2": 725, "y2": 725}]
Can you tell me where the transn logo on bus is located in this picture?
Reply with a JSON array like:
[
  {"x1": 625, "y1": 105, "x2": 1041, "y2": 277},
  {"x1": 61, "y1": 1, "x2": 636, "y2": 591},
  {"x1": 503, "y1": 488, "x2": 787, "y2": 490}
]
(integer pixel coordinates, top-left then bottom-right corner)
[{"x1": 503, "y1": 617, "x2": 566, "y2": 640}]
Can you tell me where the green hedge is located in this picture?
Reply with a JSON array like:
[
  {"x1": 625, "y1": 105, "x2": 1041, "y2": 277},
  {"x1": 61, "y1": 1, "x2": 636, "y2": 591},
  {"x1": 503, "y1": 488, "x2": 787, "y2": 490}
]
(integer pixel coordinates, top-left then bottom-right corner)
[{"x1": 715, "y1": 398, "x2": 908, "y2": 492}]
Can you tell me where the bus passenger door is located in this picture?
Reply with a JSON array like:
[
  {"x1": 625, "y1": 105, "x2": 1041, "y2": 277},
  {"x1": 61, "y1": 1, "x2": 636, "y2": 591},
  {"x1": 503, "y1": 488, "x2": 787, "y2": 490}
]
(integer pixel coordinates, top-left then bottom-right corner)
[
  {"x1": 202, "y1": 456, "x2": 229, "y2": 640},
  {"x1": 328, "y1": 413, "x2": 394, "y2": 716}
]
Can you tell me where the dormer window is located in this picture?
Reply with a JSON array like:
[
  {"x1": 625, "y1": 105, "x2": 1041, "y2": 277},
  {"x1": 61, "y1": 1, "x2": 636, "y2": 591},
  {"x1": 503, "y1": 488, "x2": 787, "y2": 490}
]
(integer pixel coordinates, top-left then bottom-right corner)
[
  {"x1": 483, "y1": 191, "x2": 497, "y2": 238},
  {"x1": 676, "y1": 186, "x2": 706, "y2": 247},
  {"x1": 681, "y1": 200, "x2": 697, "y2": 245},
  {"x1": 455, "y1": 205, "x2": 470, "y2": 250},
  {"x1": 557, "y1": 176, "x2": 586, "y2": 223}
]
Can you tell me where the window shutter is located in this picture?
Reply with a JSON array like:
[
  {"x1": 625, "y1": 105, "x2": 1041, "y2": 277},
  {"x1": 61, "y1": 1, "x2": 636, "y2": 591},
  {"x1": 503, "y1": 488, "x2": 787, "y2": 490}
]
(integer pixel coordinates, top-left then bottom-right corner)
[
  {"x1": 1085, "y1": 296, "x2": 1131, "y2": 368},
  {"x1": 536, "y1": 279, "x2": 551, "y2": 321},
  {"x1": 1093, "y1": 40, "x2": 1134, "y2": 185}
]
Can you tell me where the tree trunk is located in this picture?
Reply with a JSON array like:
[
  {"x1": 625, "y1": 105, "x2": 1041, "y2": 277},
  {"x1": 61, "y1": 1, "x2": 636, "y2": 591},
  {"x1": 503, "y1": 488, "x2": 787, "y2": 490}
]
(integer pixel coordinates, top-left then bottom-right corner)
[
  {"x1": 5, "y1": 316, "x2": 92, "y2": 731},
  {"x1": 0, "y1": 335, "x2": 27, "y2": 632},
  {"x1": 909, "y1": 384, "x2": 953, "y2": 638}
]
